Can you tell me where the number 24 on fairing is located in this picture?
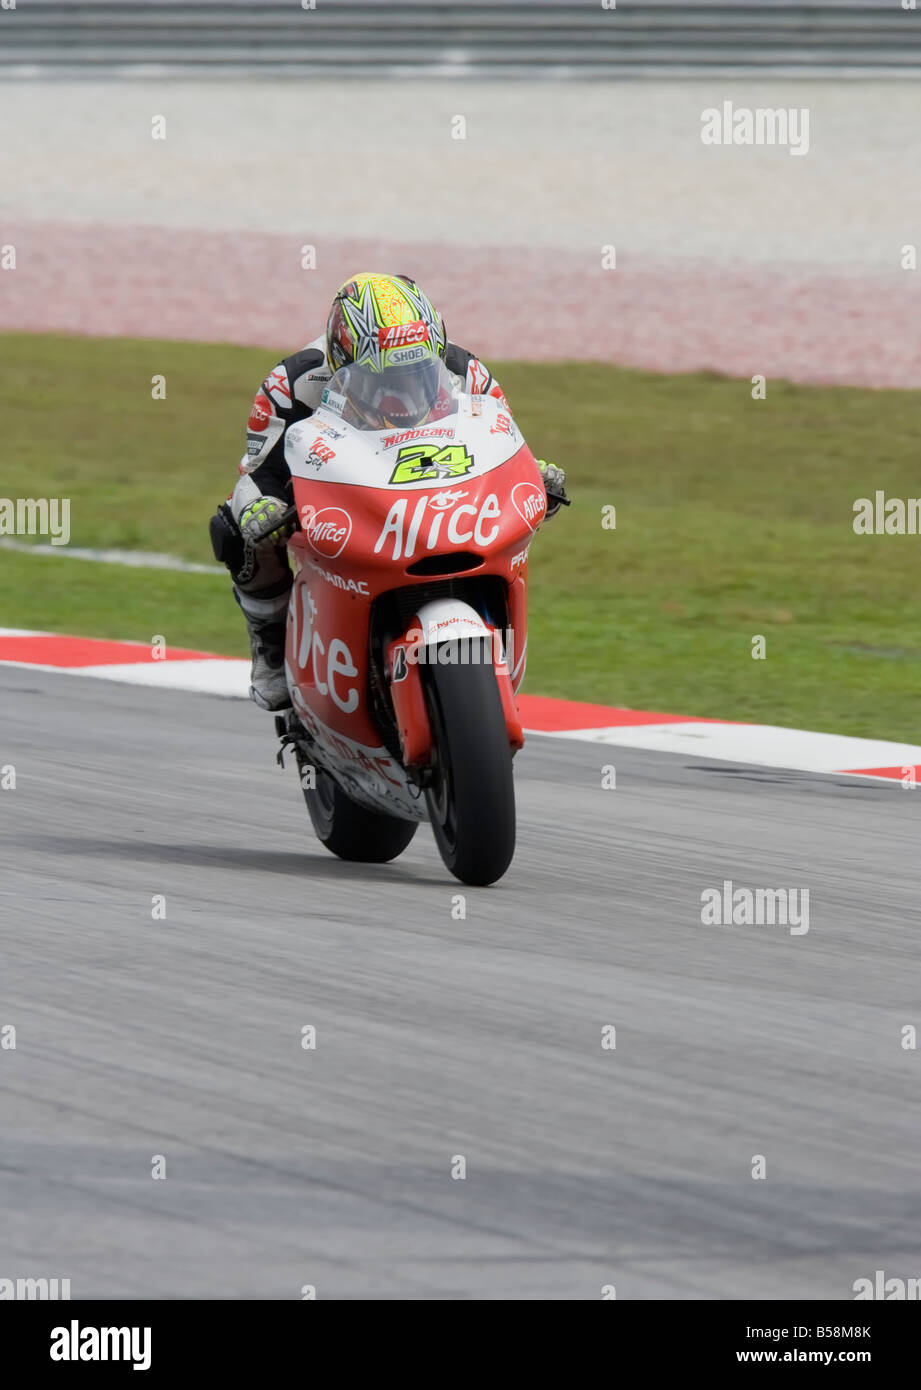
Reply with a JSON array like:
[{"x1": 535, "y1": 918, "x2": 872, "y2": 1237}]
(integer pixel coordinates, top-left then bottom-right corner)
[{"x1": 389, "y1": 443, "x2": 475, "y2": 485}]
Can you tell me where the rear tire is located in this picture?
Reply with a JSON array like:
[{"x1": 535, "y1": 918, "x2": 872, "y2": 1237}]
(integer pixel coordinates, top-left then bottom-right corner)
[
  {"x1": 423, "y1": 641, "x2": 516, "y2": 886},
  {"x1": 303, "y1": 766, "x2": 418, "y2": 863}
]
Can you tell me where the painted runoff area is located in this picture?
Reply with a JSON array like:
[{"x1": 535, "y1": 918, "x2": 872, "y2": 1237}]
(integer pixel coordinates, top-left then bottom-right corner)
[{"x1": 1, "y1": 629, "x2": 917, "y2": 784}]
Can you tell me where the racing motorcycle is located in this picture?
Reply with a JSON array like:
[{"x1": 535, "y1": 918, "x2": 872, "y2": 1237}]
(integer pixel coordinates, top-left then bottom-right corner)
[{"x1": 274, "y1": 355, "x2": 550, "y2": 886}]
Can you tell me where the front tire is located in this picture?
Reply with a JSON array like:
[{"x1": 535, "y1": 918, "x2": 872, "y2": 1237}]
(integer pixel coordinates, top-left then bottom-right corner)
[
  {"x1": 423, "y1": 642, "x2": 516, "y2": 886},
  {"x1": 303, "y1": 766, "x2": 417, "y2": 863}
]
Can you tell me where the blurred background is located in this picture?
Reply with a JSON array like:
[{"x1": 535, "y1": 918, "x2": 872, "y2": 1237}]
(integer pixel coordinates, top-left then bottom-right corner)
[{"x1": 2, "y1": 0, "x2": 920, "y2": 735}]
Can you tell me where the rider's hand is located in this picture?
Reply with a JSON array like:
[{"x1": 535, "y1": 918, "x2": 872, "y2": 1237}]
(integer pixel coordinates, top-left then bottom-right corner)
[
  {"x1": 238, "y1": 495, "x2": 290, "y2": 544},
  {"x1": 536, "y1": 459, "x2": 570, "y2": 515}
]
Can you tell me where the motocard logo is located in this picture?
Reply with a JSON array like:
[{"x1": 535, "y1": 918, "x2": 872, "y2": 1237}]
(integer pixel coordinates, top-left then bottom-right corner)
[
  {"x1": 248, "y1": 392, "x2": 273, "y2": 432},
  {"x1": 379, "y1": 321, "x2": 428, "y2": 349},
  {"x1": 303, "y1": 505, "x2": 352, "y2": 559},
  {"x1": 512, "y1": 482, "x2": 546, "y2": 532},
  {"x1": 383, "y1": 426, "x2": 455, "y2": 449}
]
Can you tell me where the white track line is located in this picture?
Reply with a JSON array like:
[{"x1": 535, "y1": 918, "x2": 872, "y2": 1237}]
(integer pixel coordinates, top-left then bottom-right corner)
[{"x1": 0, "y1": 539, "x2": 224, "y2": 575}]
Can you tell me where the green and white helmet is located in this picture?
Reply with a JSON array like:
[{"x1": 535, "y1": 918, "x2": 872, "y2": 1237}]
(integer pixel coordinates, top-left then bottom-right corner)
[
  {"x1": 326, "y1": 272, "x2": 450, "y2": 429},
  {"x1": 326, "y1": 272, "x2": 447, "y2": 373}
]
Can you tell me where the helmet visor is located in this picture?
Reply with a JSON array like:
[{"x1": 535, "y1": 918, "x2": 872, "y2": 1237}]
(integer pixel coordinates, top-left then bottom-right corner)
[{"x1": 328, "y1": 356, "x2": 456, "y2": 432}]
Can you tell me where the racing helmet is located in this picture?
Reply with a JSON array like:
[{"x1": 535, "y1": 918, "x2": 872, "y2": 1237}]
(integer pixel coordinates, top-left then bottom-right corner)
[
  {"x1": 327, "y1": 273, "x2": 449, "y2": 429},
  {"x1": 326, "y1": 272, "x2": 447, "y2": 373}
]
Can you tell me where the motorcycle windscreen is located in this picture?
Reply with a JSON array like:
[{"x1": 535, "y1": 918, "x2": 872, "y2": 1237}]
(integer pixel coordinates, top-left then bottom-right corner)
[{"x1": 327, "y1": 356, "x2": 459, "y2": 432}]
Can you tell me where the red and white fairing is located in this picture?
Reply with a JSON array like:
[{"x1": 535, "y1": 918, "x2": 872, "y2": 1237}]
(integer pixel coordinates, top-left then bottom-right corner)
[{"x1": 282, "y1": 382, "x2": 542, "y2": 821}]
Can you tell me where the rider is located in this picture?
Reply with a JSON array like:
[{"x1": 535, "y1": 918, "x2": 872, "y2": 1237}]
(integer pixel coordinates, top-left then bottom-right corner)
[{"x1": 209, "y1": 272, "x2": 568, "y2": 711}]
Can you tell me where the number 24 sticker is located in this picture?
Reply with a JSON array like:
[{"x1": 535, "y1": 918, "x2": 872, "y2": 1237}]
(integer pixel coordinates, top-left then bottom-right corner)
[{"x1": 389, "y1": 444, "x2": 474, "y2": 485}]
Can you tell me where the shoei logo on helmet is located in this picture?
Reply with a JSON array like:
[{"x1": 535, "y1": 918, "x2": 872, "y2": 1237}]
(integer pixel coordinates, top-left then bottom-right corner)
[
  {"x1": 512, "y1": 481, "x2": 546, "y2": 532},
  {"x1": 388, "y1": 346, "x2": 428, "y2": 366},
  {"x1": 304, "y1": 506, "x2": 352, "y2": 559},
  {"x1": 379, "y1": 321, "x2": 428, "y2": 349},
  {"x1": 248, "y1": 392, "x2": 273, "y2": 432}
]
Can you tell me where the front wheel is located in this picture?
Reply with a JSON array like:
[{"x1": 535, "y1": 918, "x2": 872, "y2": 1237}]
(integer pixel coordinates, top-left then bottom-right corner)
[
  {"x1": 303, "y1": 765, "x2": 418, "y2": 863},
  {"x1": 423, "y1": 643, "x2": 516, "y2": 886}
]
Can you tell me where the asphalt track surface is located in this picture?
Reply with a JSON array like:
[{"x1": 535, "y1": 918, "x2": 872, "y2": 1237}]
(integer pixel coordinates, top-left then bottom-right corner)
[{"x1": 2, "y1": 666, "x2": 919, "y2": 1300}]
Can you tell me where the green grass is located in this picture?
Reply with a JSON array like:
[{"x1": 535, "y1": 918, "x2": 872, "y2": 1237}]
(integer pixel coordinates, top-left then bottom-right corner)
[{"x1": 2, "y1": 332, "x2": 919, "y2": 740}]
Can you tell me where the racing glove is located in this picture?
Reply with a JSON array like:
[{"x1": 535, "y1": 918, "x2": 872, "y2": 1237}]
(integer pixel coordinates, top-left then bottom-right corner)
[
  {"x1": 238, "y1": 495, "x2": 291, "y2": 544},
  {"x1": 536, "y1": 460, "x2": 570, "y2": 517}
]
